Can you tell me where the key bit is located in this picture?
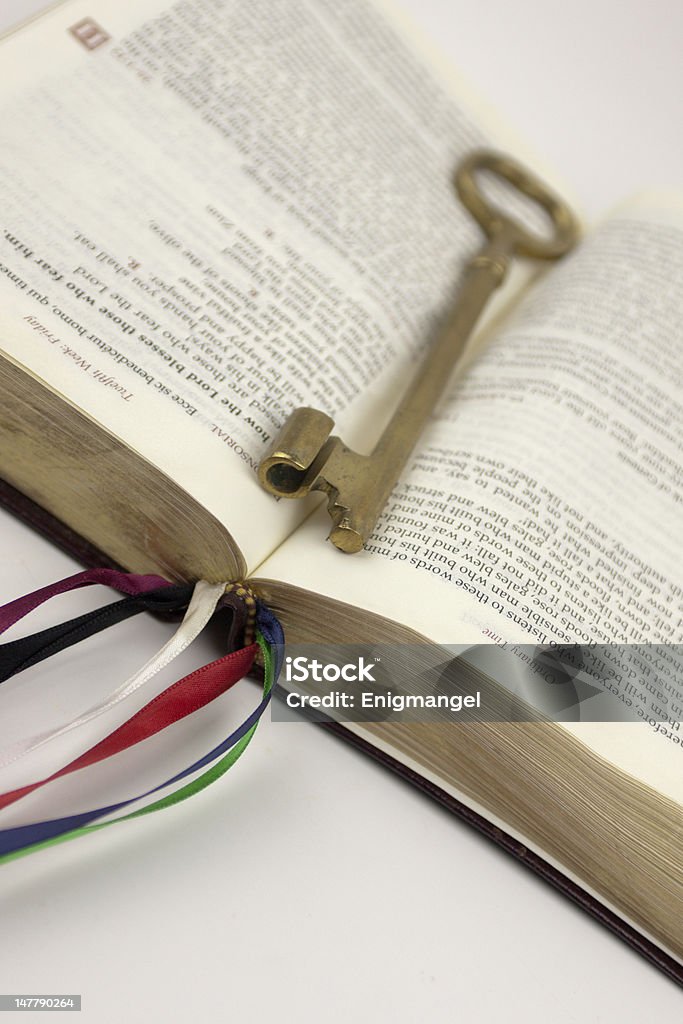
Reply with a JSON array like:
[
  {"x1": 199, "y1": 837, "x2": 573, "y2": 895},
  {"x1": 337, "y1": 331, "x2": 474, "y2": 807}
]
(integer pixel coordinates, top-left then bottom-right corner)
[{"x1": 258, "y1": 406, "x2": 400, "y2": 553}]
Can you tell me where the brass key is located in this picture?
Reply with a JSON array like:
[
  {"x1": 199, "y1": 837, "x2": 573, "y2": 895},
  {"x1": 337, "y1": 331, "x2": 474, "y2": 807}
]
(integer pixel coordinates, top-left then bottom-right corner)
[{"x1": 258, "y1": 150, "x2": 579, "y2": 552}]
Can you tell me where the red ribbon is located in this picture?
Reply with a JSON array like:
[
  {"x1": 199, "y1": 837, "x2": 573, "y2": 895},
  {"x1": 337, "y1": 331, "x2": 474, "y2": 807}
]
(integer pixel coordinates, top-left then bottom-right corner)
[{"x1": 0, "y1": 644, "x2": 257, "y2": 812}]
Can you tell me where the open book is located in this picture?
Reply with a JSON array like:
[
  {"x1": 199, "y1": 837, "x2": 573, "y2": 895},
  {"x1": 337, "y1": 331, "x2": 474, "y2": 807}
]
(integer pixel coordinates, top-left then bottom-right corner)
[{"x1": 0, "y1": 0, "x2": 682, "y2": 978}]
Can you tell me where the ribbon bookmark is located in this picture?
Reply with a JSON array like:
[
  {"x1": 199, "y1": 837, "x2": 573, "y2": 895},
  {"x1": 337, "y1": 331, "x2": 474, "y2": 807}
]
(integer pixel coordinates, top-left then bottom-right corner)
[
  {"x1": 0, "y1": 573, "x2": 284, "y2": 864},
  {"x1": 0, "y1": 617, "x2": 282, "y2": 864},
  {"x1": 0, "y1": 568, "x2": 172, "y2": 635},
  {"x1": 0, "y1": 580, "x2": 226, "y2": 773},
  {"x1": 0, "y1": 644, "x2": 258, "y2": 814},
  {"x1": 0, "y1": 583, "x2": 193, "y2": 684}
]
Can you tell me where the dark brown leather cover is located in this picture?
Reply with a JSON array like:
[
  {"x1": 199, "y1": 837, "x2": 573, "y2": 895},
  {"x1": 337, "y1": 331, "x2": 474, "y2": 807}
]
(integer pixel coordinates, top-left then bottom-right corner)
[{"x1": 1, "y1": 476, "x2": 681, "y2": 988}]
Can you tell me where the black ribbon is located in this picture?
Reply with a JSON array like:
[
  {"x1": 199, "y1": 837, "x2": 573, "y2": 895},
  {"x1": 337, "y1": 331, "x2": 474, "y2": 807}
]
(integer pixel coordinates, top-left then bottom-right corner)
[{"x1": 0, "y1": 584, "x2": 194, "y2": 684}]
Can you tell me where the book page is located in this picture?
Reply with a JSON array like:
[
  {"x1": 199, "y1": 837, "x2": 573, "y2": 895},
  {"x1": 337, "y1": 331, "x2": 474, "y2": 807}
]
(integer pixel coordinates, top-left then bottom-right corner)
[
  {"x1": 0, "y1": 0, "x2": 534, "y2": 571},
  {"x1": 258, "y1": 195, "x2": 683, "y2": 802}
]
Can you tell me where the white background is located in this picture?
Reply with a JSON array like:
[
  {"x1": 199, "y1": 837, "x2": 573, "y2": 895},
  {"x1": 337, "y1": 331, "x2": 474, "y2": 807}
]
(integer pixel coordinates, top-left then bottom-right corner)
[{"x1": 1, "y1": 0, "x2": 682, "y2": 1020}]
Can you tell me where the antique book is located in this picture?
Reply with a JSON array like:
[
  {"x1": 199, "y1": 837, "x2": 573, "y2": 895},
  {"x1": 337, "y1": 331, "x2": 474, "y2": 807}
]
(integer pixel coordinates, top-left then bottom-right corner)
[{"x1": 0, "y1": 0, "x2": 682, "y2": 981}]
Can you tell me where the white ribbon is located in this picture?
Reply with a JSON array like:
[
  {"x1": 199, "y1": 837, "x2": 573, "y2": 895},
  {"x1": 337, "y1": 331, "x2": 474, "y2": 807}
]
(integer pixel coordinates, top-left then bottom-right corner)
[{"x1": 0, "y1": 580, "x2": 226, "y2": 779}]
